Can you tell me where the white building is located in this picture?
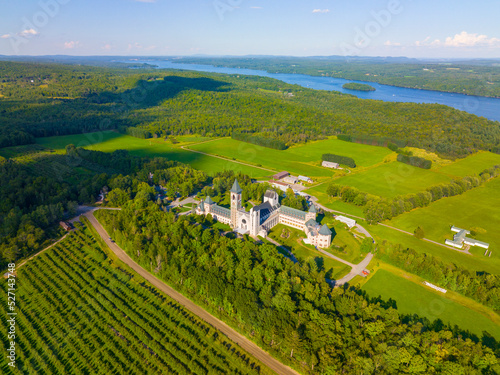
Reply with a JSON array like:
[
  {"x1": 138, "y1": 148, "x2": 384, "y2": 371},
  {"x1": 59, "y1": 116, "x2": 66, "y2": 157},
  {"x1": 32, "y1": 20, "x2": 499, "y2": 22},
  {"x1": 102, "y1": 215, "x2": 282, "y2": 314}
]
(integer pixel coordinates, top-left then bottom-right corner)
[
  {"x1": 445, "y1": 226, "x2": 489, "y2": 249},
  {"x1": 335, "y1": 215, "x2": 356, "y2": 228},
  {"x1": 298, "y1": 175, "x2": 313, "y2": 183},
  {"x1": 196, "y1": 180, "x2": 332, "y2": 248},
  {"x1": 283, "y1": 176, "x2": 299, "y2": 184},
  {"x1": 322, "y1": 161, "x2": 340, "y2": 169}
]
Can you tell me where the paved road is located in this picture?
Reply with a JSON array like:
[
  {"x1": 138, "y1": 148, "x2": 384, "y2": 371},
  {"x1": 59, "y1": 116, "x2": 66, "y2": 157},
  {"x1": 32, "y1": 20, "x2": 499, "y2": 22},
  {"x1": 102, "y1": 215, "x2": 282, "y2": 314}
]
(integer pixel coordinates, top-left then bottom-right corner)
[
  {"x1": 85, "y1": 210, "x2": 300, "y2": 375},
  {"x1": 334, "y1": 253, "x2": 374, "y2": 286}
]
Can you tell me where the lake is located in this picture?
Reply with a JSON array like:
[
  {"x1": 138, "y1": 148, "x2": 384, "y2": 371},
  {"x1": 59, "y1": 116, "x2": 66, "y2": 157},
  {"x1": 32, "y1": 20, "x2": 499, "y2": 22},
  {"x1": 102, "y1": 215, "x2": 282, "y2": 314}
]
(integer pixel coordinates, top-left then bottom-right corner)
[{"x1": 128, "y1": 60, "x2": 500, "y2": 122}]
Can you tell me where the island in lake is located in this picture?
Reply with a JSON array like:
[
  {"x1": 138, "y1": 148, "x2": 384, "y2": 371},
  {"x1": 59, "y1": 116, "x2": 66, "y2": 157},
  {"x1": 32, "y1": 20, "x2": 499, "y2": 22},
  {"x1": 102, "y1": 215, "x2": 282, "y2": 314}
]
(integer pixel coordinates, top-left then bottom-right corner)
[{"x1": 342, "y1": 82, "x2": 376, "y2": 92}]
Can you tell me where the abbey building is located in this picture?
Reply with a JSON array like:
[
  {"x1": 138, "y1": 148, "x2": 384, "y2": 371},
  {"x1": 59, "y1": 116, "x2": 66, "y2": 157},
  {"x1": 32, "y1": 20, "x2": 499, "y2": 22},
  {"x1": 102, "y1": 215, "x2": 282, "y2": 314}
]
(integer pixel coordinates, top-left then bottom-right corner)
[{"x1": 196, "y1": 179, "x2": 332, "y2": 249}]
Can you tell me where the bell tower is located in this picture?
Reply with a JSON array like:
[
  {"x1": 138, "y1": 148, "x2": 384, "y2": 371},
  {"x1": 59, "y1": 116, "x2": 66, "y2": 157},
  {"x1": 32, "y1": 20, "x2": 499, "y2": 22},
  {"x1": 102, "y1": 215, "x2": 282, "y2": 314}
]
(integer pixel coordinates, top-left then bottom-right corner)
[{"x1": 230, "y1": 179, "x2": 242, "y2": 228}]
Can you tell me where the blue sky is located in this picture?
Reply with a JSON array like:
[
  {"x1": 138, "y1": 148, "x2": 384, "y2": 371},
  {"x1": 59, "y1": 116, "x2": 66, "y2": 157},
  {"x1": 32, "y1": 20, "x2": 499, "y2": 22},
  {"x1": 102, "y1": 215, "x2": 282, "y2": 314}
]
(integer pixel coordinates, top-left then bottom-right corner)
[{"x1": 0, "y1": 0, "x2": 499, "y2": 58}]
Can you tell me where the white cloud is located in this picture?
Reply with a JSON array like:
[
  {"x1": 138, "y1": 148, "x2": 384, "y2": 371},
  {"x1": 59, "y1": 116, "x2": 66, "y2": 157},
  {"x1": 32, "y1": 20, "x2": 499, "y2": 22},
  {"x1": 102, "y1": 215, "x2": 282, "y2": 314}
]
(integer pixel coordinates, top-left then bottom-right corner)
[
  {"x1": 102, "y1": 43, "x2": 112, "y2": 51},
  {"x1": 444, "y1": 31, "x2": 500, "y2": 47},
  {"x1": 250, "y1": 6, "x2": 262, "y2": 9},
  {"x1": 415, "y1": 32, "x2": 500, "y2": 48},
  {"x1": 19, "y1": 28, "x2": 39, "y2": 37},
  {"x1": 1, "y1": 34, "x2": 11, "y2": 39},
  {"x1": 384, "y1": 40, "x2": 401, "y2": 46},
  {"x1": 312, "y1": 9, "x2": 329, "y2": 14},
  {"x1": 64, "y1": 41, "x2": 80, "y2": 49}
]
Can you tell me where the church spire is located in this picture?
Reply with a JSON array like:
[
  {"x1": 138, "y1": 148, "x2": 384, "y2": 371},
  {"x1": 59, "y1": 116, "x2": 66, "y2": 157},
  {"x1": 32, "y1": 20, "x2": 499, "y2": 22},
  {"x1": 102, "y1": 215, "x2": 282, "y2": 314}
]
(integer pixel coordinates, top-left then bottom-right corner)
[{"x1": 230, "y1": 179, "x2": 242, "y2": 194}]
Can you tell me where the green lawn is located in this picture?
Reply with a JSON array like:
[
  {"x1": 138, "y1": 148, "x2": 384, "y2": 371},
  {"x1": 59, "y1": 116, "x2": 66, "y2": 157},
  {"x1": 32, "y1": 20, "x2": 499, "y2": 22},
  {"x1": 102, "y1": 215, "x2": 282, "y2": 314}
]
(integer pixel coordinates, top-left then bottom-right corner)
[
  {"x1": 362, "y1": 269, "x2": 500, "y2": 339},
  {"x1": 435, "y1": 151, "x2": 500, "y2": 177},
  {"x1": 387, "y1": 177, "x2": 500, "y2": 270},
  {"x1": 187, "y1": 137, "x2": 393, "y2": 179},
  {"x1": 320, "y1": 218, "x2": 365, "y2": 264},
  {"x1": 367, "y1": 222, "x2": 499, "y2": 275},
  {"x1": 268, "y1": 224, "x2": 350, "y2": 279},
  {"x1": 332, "y1": 161, "x2": 452, "y2": 198},
  {"x1": 6, "y1": 131, "x2": 271, "y2": 178}
]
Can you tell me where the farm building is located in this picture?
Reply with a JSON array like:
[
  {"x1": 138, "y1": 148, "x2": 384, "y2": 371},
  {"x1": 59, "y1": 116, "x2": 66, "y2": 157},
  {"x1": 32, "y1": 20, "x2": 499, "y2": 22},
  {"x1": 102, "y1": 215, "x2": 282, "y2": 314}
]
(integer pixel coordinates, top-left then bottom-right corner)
[
  {"x1": 445, "y1": 226, "x2": 489, "y2": 249},
  {"x1": 322, "y1": 161, "x2": 340, "y2": 169},
  {"x1": 273, "y1": 171, "x2": 289, "y2": 180},
  {"x1": 335, "y1": 215, "x2": 356, "y2": 228},
  {"x1": 298, "y1": 175, "x2": 313, "y2": 183},
  {"x1": 268, "y1": 180, "x2": 290, "y2": 192},
  {"x1": 283, "y1": 176, "x2": 299, "y2": 184}
]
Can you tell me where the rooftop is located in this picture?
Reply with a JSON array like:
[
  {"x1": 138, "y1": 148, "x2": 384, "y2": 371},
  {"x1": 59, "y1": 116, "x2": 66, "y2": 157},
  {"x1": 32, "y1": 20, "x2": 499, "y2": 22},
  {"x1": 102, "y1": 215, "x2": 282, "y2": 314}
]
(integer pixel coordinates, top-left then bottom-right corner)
[{"x1": 230, "y1": 179, "x2": 242, "y2": 194}]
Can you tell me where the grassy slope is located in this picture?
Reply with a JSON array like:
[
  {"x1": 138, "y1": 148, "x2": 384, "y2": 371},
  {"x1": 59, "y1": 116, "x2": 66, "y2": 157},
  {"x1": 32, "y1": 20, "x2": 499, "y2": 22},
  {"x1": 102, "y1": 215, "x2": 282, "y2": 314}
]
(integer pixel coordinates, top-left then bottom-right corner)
[
  {"x1": 187, "y1": 137, "x2": 392, "y2": 178},
  {"x1": 332, "y1": 161, "x2": 453, "y2": 198},
  {"x1": 5, "y1": 131, "x2": 271, "y2": 179},
  {"x1": 362, "y1": 268, "x2": 500, "y2": 340}
]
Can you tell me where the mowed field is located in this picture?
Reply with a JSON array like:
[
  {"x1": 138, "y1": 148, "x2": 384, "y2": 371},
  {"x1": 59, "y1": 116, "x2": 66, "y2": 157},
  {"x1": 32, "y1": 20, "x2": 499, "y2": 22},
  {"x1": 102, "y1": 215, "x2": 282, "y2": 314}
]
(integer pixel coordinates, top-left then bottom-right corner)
[
  {"x1": 435, "y1": 151, "x2": 500, "y2": 177},
  {"x1": 362, "y1": 269, "x2": 500, "y2": 339},
  {"x1": 388, "y1": 176, "x2": 500, "y2": 267},
  {"x1": 331, "y1": 161, "x2": 453, "y2": 198},
  {"x1": 1, "y1": 131, "x2": 272, "y2": 179},
  {"x1": 187, "y1": 137, "x2": 393, "y2": 178}
]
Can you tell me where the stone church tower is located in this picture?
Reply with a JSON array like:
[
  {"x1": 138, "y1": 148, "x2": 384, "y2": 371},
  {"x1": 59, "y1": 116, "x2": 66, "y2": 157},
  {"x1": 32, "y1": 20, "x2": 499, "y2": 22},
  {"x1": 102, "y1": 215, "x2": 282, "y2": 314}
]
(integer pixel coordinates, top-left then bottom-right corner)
[{"x1": 230, "y1": 179, "x2": 242, "y2": 228}]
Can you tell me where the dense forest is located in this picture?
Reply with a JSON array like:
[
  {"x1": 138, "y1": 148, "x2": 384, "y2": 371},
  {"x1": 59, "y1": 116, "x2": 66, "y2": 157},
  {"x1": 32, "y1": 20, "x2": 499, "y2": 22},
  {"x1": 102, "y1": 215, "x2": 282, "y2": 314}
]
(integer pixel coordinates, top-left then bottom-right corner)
[
  {"x1": 95, "y1": 197, "x2": 499, "y2": 374},
  {"x1": 1, "y1": 61, "x2": 500, "y2": 158},
  {"x1": 173, "y1": 56, "x2": 500, "y2": 97},
  {"x1": 342, "y1": 82, "x2": 376, "y2": 92}
]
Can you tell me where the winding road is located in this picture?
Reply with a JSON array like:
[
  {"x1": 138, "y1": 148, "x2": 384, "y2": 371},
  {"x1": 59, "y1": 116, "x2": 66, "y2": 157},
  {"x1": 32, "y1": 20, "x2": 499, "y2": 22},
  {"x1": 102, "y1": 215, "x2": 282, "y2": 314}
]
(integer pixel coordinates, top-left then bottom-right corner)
[{"x1": 84, "y1": 209, "x2": 300, "y2": 375}]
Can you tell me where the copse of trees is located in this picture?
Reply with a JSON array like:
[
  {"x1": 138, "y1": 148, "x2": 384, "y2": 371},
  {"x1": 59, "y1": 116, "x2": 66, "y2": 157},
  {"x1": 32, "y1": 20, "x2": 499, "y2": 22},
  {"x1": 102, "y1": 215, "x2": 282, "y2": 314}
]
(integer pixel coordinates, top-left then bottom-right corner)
[
  {"x1": 326, "y1": 165, "x2": 500, "y2": 223},
  {"x1": 397, "y1": 154, "x2": 432, "y2": 169},
  {"x1": 232, "y1": 132, "x2": 288, "y2": 150},
  {"x1": 95, "y1": 199, "x2": 500, "y2": 373},
  {"x1": 322, "y1": 153, "x2": 356, "y2": 168}
]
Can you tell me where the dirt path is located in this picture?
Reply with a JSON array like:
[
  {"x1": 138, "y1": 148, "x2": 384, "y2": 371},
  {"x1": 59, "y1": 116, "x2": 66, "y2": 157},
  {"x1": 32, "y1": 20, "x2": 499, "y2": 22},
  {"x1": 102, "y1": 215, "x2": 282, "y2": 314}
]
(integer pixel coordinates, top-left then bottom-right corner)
[
  {"x1": 16, "y1": 233, "x2": 69, "y2": 269},
  {"x1": 85, "y1": 210, "x2": 301, "y2": 375}
]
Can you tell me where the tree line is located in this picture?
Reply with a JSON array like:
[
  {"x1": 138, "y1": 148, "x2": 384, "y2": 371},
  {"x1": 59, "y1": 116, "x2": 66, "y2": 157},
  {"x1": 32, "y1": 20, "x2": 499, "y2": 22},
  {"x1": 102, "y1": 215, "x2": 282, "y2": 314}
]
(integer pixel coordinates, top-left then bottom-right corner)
[
  {"x1": 232, "y1": 132, "x2": 288, "y2": 150},
  {"x1": 397, "y1": 154, "x2": 432, "y2": 169},
  {"x1": 379, "y1": 242, "x2": 500, "y2": 312}
]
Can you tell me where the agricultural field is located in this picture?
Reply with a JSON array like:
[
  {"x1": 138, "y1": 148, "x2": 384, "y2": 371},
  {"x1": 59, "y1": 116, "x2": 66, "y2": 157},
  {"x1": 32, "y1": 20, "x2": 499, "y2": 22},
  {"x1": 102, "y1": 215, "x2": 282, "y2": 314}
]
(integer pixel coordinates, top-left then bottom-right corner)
[
  {"x1": 435, "y1": 151, "x2": 500, "y2": 177},
  {"x1": 367, "y1": 221, "x2": 500, "y2": 275},
  {"x1": 268, "y1": 223, "x2": 350, "y2": 280},
  {"x1": 331, "y1": 161, "x2": 453, "y2": 198},
  {"x1": 387, "y1": 176, "x2": 500, "y2": 267},
  {"x1": 0, "y1": 224, "x2": 270, "y2": 375},
  {"x1": 362, "y1": 269, "x2": 500, "y2": 340},
  {"x1": 187, "y1": 137, "x2": 393, "y2": 179},
  {"x1": 0, "y1": 131, "x2": 270, "y2": 179}
]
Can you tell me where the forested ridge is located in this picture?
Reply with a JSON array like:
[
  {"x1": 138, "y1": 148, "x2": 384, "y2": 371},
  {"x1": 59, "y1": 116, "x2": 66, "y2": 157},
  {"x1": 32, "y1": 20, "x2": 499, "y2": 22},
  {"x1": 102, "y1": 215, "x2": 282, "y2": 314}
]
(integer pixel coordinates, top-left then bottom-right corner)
[
  {"x1": 1, "y1": 61, "x2": 500, "y2": 157},
  {"x1": 95, "y1": 200, "x2": 499, "y2": 374}
]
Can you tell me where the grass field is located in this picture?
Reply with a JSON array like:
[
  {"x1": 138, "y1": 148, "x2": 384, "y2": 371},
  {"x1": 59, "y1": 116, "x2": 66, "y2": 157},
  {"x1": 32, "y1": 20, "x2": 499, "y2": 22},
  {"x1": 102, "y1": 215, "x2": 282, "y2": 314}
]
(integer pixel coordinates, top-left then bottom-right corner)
[
  {"x1": 331, "y1": 161, "x2": 453, "y2": 198},
  {"x1": 0, "y1": 131, "x2": 272, "y2": 179},
  {"x1": 268, "y1": 224, "x2": 350, "y2": 279},
  {"x1": 387, "y1": 177, "x2": 500, "y2": 268},
  {"x1": 362, "y1": 269, "x2": 500, "y2": 339},
  {"x1": 367, "y1": 222, "x2": 499, "y2": 274},
  {"x1": 435, "y1": 151, "x2": 500, "y2": 177},
  {"x1": 0, "y1": 224, "x2": 269, "y2": 375},
  {"x1": 187, "y1": 137, "x2": 393, "y2": 178}
]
